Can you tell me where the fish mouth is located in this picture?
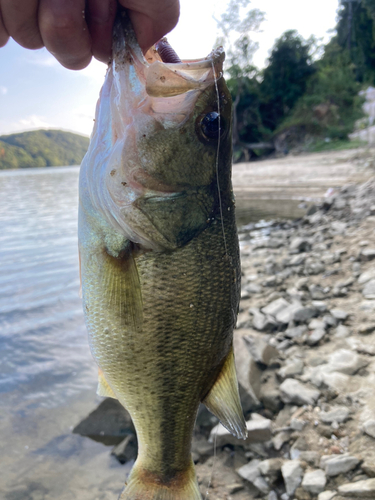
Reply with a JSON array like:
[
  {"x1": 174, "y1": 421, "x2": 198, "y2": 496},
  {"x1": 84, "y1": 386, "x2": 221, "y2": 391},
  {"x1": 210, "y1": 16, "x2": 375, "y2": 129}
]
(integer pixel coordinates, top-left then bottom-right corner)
[{"x1": 113, "y1": 12, "x2": 225, "y2": 99}]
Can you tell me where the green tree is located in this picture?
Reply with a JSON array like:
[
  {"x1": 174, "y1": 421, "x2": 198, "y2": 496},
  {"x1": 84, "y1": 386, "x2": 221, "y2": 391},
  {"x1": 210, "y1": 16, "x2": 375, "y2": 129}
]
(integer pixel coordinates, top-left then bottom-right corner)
[
  {"x1": 216, "y1": 0, "x2": 265, "y2": 159},
  {"x1": 330, "y1": 0, "x2": 375, "y2": 83},
  {"x1": 277, "y1": 43, "x2": 364, "y2": 145},
  {"x1": 259, "y1": 30, "x2": 316, "y2": 132}
]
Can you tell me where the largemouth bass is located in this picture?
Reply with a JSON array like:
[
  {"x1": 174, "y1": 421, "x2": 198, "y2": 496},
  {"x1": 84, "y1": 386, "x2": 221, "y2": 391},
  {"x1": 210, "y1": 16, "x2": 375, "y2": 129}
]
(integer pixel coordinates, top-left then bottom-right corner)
[{"x1": 78, "y1": 11, "x2": 246, "y2": 500}]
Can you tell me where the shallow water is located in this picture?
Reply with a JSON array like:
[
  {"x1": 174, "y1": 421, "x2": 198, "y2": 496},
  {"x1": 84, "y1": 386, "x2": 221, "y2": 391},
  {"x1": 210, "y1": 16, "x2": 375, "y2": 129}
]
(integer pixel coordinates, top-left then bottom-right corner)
[
  {"x1": 0, "y1": 166, "x2": 304, "y2": 499},
  {"x1": 0, "y1": 166, "x2": 128, "y2": 500}
]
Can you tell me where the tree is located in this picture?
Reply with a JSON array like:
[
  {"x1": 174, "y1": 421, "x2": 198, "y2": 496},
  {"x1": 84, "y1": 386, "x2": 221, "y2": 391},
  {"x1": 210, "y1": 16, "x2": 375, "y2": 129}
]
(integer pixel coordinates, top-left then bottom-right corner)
[
  {"x1": 216, "y1": 0, "x2": 266, "y2": 159},
  {"x1": 329, "y1": 0, "x2": 375, "y2": 84},
  {"x1": 259, "y1": 30, "x2": 316, "y2": 132}
]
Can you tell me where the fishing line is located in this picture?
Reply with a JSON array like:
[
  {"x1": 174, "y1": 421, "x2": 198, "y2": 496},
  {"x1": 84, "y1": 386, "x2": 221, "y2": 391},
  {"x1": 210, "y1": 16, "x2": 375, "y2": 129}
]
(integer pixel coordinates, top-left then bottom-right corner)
[
  {"x1": 211, "y1": 60, "x2": 228, "y2": 258},
  {"x1": 204, "y1": 422, "x2": 218, "y2": 500}
]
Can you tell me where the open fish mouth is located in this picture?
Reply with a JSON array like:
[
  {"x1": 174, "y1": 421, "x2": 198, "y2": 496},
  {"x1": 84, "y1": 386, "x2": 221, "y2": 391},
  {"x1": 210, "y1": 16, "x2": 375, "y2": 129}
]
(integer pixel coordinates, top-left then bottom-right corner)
[{"x1": 113, "y1": 11, "x2": 225, "y2": 100}]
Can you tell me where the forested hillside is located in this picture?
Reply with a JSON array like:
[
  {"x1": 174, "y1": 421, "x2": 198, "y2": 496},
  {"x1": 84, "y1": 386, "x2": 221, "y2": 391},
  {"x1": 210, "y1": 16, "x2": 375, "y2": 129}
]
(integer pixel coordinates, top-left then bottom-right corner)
[
  {"x1": 219, "y1": 0, "x2": 375, "y2": 161},
  {"x1": 0, "y1": 130, "x2": 89, "y2": 169}
]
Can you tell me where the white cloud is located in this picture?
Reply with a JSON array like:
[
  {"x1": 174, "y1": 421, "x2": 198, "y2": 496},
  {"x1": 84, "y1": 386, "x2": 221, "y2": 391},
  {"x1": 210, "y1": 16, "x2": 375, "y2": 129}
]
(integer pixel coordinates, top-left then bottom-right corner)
[
  {"x1": 0, "y1": 115, "x2": 53, "y2": 135},
  {"x1": 0, "y1": 86, "x2": 7, "y2": 95},
  {"x1": 27, "y1": 50, "x2": 59, "y2": 68}
]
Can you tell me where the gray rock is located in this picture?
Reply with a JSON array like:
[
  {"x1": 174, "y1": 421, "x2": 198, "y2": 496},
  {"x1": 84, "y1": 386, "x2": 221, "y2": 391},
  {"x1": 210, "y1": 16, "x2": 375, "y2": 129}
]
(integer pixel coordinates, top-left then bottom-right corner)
[
  {"x1": 259, "y1": 458, "x2": 284, "y2": 479},
  {"x1": 358, "y1": 323, "x2": 375, "y2": 335},
  {"x1": 237, "y1": 459, "x2": 270, "y2": 495},
  {"x1": 290, "y1": 237, "x2": 311, "y2": 253},
  {"x1": 290, "y1": 436, "x2": 309, "y2": 460},
  {"x1": 312, "y1": 301, "x2": 328, "y2": 313},
  {"x1": 245, "y1": 283, "x2": 263, "y2": 294},
  {"x1": 279, "y1": 379, "x2": 320, "y2": 406},
  {"x1": 338, "y1": 478, "x2": 375, "y2": 497},
  {"x1": 294, "y1": 306, "x2": 318, "y2": 323},
  {"x1": 111, "y1": 434, "x2": 137, "y2": 464},
  {"x1": 291, "y1": 418, "x2": 306, "y2": 431},
  {"x1": 243, "y1": 334, "x2": 279, "y2": 367},
  {"x1": 358, "y1": 269, "x2": 375, "y2": 285},
  {"x1": 305, "y1": 260, "x2": 326, "y2": 275},
  {"x1": 276, "y1": 302, "x2": 303, "y2": 324},
  {"x1": 282, "y1": 460, "x2": 303, "y2": 496},
  {"x1": 323, "y1": 314, "x2": 338, "y2": 328},
  {"x1": 278, "y1": 358, "x2": 305, "y2": 379},
  {"x1": 296, "y1": 278, "x2": 310, "y2": 290},
  {"x1": 273, "y1": 430, "x2": 292, "y2": 451},
  {"x1": 363, "y1": 279, "x2": 375, "y2": 299},
  {"x1": 73, "y1": 397, "x2": 135, "y2": 441},
  {"x1": 262, "y1": 298, "x2": 291, "y2": 317},
  {"x1": 268, "y1": 491, "x2": 278, "y2": 500},
  {"x1": 320, "y1": 406, "x2": 350, "y2": 424},
  {"x1": 233, "y1": 331, "x2": 261, "y2": 411},
  {"x1": 331, "y1": 221, "x2": 347, "y2": 234},
  {"x1": 191, "y1": 436, "x2": 213, "y2": 461},
  {"x1": 322, "y1": 252, "x2": 341, "y2": 265},
  {"x1": 317, "y1": 492, "x2": 337, "y2": 500},
  {"x1": 302, "y1": 469, "x2": 327, "y2": 495},
  {"x1": 299, "y1": 451, "x2": 320, "y2": 467},
  {"x1": 259, "y1": 372, "x2": 282, "y2": 413},
  {"x1": 334, "y1": 325, "x2": 351, "y2": 338},
  {"x1": 210, "y1": 415, "x2": 271, "y2": 447},
  {"x1": 252, "y1": 310, "x2": 278, "y2": 332},
  {"x1": 309, "y1": 319, "x2": 326, "y2": 330},
  {"x1": 285, "y1": 325, "x2": 308, "y2": 339},
  {"x1": 306, "y1": 328, "x2": 326, "y2": 346},
  {"x1": 321, "y1": 454, "x2": 360, "y2": 476},
  {"x1": 363, "y1": 419, "x2": 375, "y2": 439},
  {"x1": 289, "y1": 254, "x2": 307, "y2": 266},
  {"x1": 346, "y1": 337, "x2": 375, "y2": 356},
  {"x1": 330, "y1": 309, "x2": 349, "y2": 321},
  {"x1": 327, "y1": 349, "x2": 369, "y2": 375},
  {"x1": 360, "y1": 249, "x2": 375, "y2": 261}
]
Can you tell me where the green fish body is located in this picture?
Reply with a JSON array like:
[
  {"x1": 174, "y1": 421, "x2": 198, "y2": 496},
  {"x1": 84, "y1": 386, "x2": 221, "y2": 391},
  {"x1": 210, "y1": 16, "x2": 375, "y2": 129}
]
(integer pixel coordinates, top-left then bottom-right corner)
[{"x1": 78, "y1": 13, "x2": 246, "y2": 500}]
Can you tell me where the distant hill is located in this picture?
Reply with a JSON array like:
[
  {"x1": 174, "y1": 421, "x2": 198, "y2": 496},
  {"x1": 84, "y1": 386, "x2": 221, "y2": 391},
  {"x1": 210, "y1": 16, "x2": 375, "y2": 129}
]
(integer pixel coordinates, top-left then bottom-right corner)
[{"x1": 0, "y1": 129, "x2": 90, "y2": 169}]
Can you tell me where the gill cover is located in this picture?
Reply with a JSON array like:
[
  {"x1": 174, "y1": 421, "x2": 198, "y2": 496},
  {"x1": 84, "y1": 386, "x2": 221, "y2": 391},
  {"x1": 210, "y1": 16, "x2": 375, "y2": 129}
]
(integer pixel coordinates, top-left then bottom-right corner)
[{"x1": 79, "y1": 12, "x2": 226, "y2": 252}]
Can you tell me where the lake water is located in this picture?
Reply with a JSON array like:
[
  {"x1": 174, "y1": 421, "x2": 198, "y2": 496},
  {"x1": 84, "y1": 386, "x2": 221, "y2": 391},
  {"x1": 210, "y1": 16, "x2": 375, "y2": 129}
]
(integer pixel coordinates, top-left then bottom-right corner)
[{"x1": 0, "y1": 166, "x2": 305, "y2": 499}]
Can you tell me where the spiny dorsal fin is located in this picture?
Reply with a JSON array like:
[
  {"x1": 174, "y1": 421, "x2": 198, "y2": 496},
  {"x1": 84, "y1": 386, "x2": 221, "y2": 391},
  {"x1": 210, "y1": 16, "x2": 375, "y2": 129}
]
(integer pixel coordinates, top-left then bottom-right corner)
[{"x1": 203, "y1": 347, "x2": 247, "y2": 440}]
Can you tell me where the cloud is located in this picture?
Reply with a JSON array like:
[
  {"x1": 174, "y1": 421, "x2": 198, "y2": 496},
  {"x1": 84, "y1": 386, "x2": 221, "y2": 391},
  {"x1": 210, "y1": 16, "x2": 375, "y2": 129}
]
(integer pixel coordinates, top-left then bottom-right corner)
[
  {"x1": 0, "y1": 115, "x2": 53, "y2": 135},
  {"x1": 26, "y1": 49, "x2": 59, "y2": 68},
  {"x1": 0, "y1": 86, "x2": 7, "y2": 95}
]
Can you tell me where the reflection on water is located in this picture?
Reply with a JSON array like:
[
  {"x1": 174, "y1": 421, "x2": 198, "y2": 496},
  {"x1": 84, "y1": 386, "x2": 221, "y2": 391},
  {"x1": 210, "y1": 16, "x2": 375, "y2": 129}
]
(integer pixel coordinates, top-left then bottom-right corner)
[{"x1": 0, "y1": 166, "x2": 303, "y2": 499}]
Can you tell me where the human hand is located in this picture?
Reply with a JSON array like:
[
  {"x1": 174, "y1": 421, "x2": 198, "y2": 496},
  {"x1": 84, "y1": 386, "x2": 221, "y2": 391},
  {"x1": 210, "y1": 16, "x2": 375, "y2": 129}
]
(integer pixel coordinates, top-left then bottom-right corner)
[{"x1": 0, "y1": 0, "x2": 180, "y2": 70}]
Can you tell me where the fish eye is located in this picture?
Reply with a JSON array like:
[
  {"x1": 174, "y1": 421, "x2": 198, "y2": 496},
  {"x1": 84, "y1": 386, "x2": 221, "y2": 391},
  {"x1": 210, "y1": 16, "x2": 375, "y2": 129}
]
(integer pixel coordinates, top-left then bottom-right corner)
[{"x1": 199, "y1": 112, "x2": 226, "y2": 141}]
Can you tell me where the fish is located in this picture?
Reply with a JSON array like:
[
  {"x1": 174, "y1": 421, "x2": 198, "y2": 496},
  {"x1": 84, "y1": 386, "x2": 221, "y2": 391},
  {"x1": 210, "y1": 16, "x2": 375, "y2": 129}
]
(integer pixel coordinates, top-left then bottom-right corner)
[{"x1": 78, "y1": 11, "x2": 247, "y2": 500}]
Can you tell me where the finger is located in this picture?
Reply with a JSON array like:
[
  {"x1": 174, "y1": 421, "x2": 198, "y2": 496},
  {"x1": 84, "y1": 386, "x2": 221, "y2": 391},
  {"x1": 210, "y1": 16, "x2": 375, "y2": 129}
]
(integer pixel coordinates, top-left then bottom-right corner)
[
  {"x1": 0, "y1": 8, "x2": 9, "y2": 47},
  {"x1": 38, "y1": 0, "x2": 92, "y2": 70},
  {"x1": 1, "y1": 0, "x2": 43, "y2": 49},
  {"x1": 86, "y1": 0, "x2": 117, "y2": 64},
  {"x1": 120, "y1": 0, "x2": 180, "y2": 53}
]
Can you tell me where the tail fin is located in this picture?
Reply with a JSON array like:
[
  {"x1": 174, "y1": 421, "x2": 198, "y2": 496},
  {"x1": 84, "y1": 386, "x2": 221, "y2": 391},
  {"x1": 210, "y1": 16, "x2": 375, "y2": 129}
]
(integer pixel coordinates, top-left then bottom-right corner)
[{"x1": 119, "y1": 459, "x2": 201, "y2": 500}]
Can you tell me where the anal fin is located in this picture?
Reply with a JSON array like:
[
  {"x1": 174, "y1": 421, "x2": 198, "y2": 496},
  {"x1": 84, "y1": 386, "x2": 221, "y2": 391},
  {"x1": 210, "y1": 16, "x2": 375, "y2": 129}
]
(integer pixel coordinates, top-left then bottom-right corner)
[
  {"x1": 97, "y1": 368, "x2": 117, "y2": 399},
  {"x1": 203, "y1": 347, "x2": 247, "y2": 440}
]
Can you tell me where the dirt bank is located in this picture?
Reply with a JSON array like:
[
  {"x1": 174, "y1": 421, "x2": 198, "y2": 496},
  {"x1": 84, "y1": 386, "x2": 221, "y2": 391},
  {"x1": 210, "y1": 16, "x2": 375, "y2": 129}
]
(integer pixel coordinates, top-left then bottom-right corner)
[{"x1": 232, "y1": 147, "x2": 375, "y2": 200}]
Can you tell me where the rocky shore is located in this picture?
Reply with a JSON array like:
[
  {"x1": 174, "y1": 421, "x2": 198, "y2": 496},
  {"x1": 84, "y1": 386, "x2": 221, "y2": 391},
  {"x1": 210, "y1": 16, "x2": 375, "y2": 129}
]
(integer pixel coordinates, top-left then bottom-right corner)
[{"x1": 74, "y1": 176, "x2": 375, "y2": 500}]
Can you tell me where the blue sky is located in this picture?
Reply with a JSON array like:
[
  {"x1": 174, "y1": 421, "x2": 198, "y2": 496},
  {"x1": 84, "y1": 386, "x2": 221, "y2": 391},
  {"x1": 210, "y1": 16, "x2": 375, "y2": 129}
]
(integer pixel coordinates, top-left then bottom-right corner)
[{"x1": 0, "y1": 0, "x2": 339, "y2": 138}]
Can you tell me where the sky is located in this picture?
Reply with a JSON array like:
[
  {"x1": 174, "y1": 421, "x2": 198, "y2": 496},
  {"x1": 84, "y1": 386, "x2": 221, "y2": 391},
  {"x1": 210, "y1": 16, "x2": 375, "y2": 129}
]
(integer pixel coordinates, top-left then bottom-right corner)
[{"x1": 0, "y1": 0, "x2": 340, "y2": 138}]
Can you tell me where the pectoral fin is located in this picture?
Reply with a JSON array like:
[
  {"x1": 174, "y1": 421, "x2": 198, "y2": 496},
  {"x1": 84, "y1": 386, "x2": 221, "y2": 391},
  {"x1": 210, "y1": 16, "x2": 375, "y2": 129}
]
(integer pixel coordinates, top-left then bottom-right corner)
[
  {"x1": 97, "y1": 369, "x2": 117, "y2": 399},
  {"x1": 203, "y1": 348, "x2": 247, "y2": 440}
]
